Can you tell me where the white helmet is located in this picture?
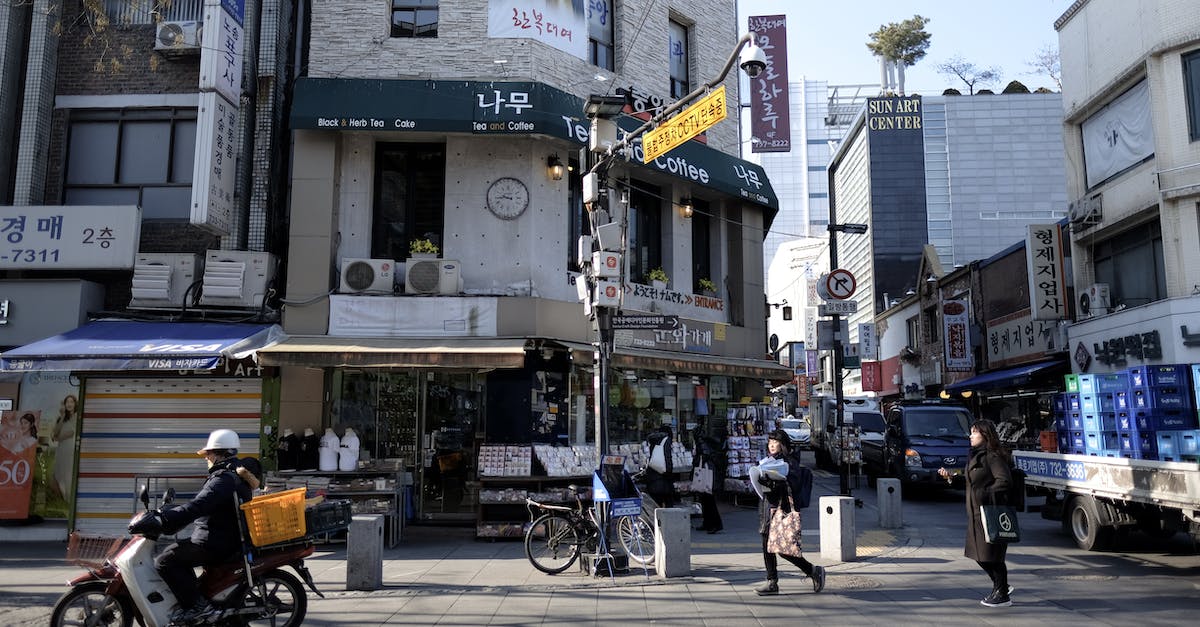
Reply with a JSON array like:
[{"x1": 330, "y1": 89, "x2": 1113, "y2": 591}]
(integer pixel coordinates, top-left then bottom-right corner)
[{"x1": 198, "y1": 429, "x2": 240, "y2": 454}]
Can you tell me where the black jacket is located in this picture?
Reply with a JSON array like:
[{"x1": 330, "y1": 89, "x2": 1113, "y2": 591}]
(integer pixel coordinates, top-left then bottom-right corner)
[
  {"x1": 645, "y1": 431, "x2": 674, "y2": 497},
  {"x1": 964, "y1": 446, "x2": 1012, "y2": 563},
  {"x1": 757, "y1": 450, "x2": 805, "y2": 534},
  {"x1": 161, "y1": 456, "x2": 254, "y2": 555}
]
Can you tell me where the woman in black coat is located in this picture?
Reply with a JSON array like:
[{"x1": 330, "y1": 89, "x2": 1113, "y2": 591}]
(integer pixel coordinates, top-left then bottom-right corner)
[
  {"x1": 692, "y1": 430, "x2": 723, "y2": 533},
  {"x1": 942, "y1": 419, "x2": 1013, "y2": 608},
  {"x1": 752, "y1": 429, "x2": 825, "y2": 596},
  {"x1": 644, "y1": 425, "x2": 675, "y2": 508}
]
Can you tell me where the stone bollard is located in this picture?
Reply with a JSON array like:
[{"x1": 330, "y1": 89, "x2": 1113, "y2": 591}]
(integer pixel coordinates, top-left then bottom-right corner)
[
  {"x1": 653, "y1": 508, "x2": 691, "y2": 578},
  {"x1": 819, "y1": 495, "x2": 856, "y2": 563},
  {"x1": 877, "y1": 478, "x2": 903, "y2": 529},
  {"x1": 346, "y1": 514, "x2": 384, "y2": 591}
]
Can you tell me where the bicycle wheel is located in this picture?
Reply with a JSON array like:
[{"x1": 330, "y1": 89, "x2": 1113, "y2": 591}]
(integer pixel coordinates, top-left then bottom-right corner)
[
  {"x1": 617, "y1": 513, "x2": 656, "y2": 565},
  {"x1": 525, "y1": 513, "x2": 581, "y2": 574}
]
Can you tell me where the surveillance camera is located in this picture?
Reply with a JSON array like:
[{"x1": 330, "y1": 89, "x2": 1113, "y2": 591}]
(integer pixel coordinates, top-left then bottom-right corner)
[{"x1": 740, "y1": 44, "x2": 767, "y2": 78}]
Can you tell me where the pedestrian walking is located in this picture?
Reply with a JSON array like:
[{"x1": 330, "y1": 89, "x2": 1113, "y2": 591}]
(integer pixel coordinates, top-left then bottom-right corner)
[
  {"x1": 750, "y1": 429, "x2": 825, "y2": 596},
  {"x1": 941, "y1": 418, "x2": 1014, "y2": 608},
  {"x1": 644, "y1": 424, "x2": 675, "y2": 508},
  {"x1": 692, "y1": 427, "x2": 723, "y2": 533}
]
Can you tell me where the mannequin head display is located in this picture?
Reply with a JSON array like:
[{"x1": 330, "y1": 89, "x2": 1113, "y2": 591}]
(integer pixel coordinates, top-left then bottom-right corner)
[
  {"x1": 282, "y1": 428, "x2": 294, "y2": 438},
  {"x1": 303, "y1": 427, "x2": 314, "y2": 437}
]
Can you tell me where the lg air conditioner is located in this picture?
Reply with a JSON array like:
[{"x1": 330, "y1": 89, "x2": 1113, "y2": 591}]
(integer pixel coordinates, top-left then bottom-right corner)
[
  {"x1": 340, "y1": 258, "x2": 395, "y2": 294},
  {"x1": 154, "y1": 20, "x2": 202, "y2": 52},
  {"x1": 1077, "y1": 283, "x2": 1111, "y2": 318},
  {"x1": 129, "y1": 253, "x2": 201, "y2": 309},
  {"x1": 199, "y1": 250, "x2": 278, "y2": 308},
  {"x1": 405, "y1": 259, "x2": 461, "y2": 295}
]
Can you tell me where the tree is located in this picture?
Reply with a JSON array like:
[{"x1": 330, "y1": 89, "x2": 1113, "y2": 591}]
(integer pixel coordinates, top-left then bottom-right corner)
[
  {"x1": 935, "y1": 55, "x2": 1000, "y2": 95},
  {"x1": 1028, "y1": 44, "x2": 1062, "y2": 91},
  {"x1": 866, "y1": 15, "x2": 932, "y2": 95}
]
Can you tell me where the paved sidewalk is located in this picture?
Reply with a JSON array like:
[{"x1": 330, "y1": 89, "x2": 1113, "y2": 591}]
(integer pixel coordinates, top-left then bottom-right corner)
[{"x1": 3, "y1": 468, "x2": 1198, "y2": 625}]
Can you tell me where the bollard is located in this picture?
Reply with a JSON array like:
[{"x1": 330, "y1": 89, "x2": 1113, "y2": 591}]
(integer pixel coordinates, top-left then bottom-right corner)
[
  {"x1": 653, "y1": 507, "x2": 691, "y2": 578},
  {"x1": 819, "y1": 495, "x2": 856, "y2": 563},
  {"x1": 346, "y1": 514, "x2": 384, "y2": 591},
  {"x1": 877, "y1": 478, "x2": 903, "y2": 529}
]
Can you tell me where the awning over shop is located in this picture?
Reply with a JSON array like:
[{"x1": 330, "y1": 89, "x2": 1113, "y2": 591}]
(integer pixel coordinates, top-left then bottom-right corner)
[
  {"x1": 943, "y1": 359, "x2": 1067, "y2": 393},
  {"x1": 0, "y1": 320, "x2": 283, "y2": 371},
  {"x1": 612, "y1": 347, "x2": 792, "y2": 383},
  {"x1": 256, "y1": 336, "x2": 533, "y2": 369}
]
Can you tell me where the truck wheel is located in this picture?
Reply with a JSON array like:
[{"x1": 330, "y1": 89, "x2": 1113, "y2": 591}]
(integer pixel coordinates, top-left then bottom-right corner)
[{"x1": 1064, "y1": 495, "x2": 1114, "y2": 551}]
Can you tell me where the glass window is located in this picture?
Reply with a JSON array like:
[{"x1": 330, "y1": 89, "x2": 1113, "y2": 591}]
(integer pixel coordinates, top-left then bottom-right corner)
[
  {"x1": 669, "y1": 20, "x2": 690, "y2": 99},
  {"x1": 1185, "y1": 49, "x2": 1200, "y2": 141},
  {"x1": 906, "y1": 315, "x2": 919, "y2": 349},
  {"x1": 924, "y1": 305, "x2": 939, "y2": 343},
  {"x1": 392, "y1": 0, "x2": 438, "y2": 38},
  {"x1": 690, "y1": 199, "x2": 712, "y2": 292},
  {"x1": 588, "y1": 0, "x2": 614, "y2": 71},
  {"x1": 64, "y1": 109, "x2": 196, "y2": 221},
  {"x1": 373, "y1": 143, "x2": 446, "y2": 261},
  {"x1": 567, "y1": 156, "x2": 585, "y2": 272},
  {"x1": 628, "y1": 182, "x2": 662, "y2": 283},
  {"x1": 1092, "y1": 220, "x2": 1166, "y2": 309}
]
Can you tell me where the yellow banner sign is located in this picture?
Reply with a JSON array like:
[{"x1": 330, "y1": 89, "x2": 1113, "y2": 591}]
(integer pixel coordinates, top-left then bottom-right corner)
[{"x1": 641, "y1": 86, "x2": 727, "y2": 163}]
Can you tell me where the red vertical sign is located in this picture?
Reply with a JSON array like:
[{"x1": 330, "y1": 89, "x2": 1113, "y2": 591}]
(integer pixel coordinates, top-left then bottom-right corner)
[
  {"x1": 748, "y1": 15, "x2": 791, "y2": 153},
  {"x1": 861, "y1": 361, "x2": 882, "y2": 392}
]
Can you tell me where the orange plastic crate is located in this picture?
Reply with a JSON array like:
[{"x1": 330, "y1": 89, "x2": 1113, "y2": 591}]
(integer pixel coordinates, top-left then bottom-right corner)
[{"x1": 240, "y1": 487, "x2": 307, "y2": 546}]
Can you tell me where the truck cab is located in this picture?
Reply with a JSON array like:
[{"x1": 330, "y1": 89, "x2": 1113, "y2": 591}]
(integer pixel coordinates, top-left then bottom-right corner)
[{"x1": 867, "y1": 400, "x2": 972, "y2": 487}]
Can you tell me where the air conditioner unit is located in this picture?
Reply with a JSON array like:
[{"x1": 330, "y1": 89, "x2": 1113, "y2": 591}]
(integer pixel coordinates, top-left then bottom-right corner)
[
  {"x1": 199, "y1": 250, "x2": 278, "y2": 308},
  {"x1": 129, "y1": 253, "x2": 201, "y2": 309},
  {"x1": 1077, "y1": 283, "x2": 1111, "y2": 318},
  {"x1": 340, "y1": 258, "x2": 395, "y2": 294},
  {"x1": 154, "y1": 20, "x2": 202, "y2": 52},
  {"x1": 405, "y1": 259, "x2": 461, "y2": 295}
]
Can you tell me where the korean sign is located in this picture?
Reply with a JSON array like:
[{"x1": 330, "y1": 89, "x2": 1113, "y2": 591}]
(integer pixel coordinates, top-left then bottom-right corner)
[
  {"x1": 642, "y1": 86, "x2": 727, "y2": 163},
  {"x1": 200, "y1": 0, "x2": 245, "y2": 106},
  {"x1": 1025, "y1": 224, "x2": 1067, "y2": 320},
  {"x1": 748, "y1": 15, "x2": 791, "y2": 153},
  {"x1": 987, "y1": 309, "x2": 1065, "y2": 368},
  {"x1": 487, "y1": 0, "x2": 587, "y2": 60},
  {"x1": 191, "y1": 92, "x2": 238, "y2": 235},
  {"x1": 0, "y1": 205, "x2": 140, "y2": 269},
  {"x1": 942, "y1": 299, "x2": 973, "y2": 371}
]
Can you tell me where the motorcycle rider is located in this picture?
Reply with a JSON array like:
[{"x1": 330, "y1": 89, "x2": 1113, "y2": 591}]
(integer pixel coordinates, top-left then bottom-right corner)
[{"x1": 152, "y1": 429, "x2": 255, "y2": 624}]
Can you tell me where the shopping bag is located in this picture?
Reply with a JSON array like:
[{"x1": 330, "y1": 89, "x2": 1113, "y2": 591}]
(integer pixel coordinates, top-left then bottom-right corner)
[
  {"x1": 691, "y1": 465, "x2": 714, "y2": 494},
  {"x1": 648, "y1": 442, "x2": 667, "y2": 473},
  {"x1": 980, "y1": 503, "x2": 1021, "y2": 543},
  {"x1": 766, "y1": 494, "x2": 804, "y2": 557}
]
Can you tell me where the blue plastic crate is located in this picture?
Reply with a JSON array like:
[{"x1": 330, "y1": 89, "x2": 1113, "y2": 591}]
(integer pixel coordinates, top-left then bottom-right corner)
[
  {"x1": 1156, "y1": 430, "x2": 1200, "y2": 457},
  {"x1": 1115, "y1": 412, "x2": 1135, "y2": 431},
  {"x1": 1080, "y1": 392, "x2": 1117, "y2": 414},
  {"x1": 1083, "y1": 412, "x2": 1118, "y2": 432},
  {"x1": 1067, "y1": 413, "x2": 1084, "y2": 430},
  {"x1": 1066, "y1": 392, "x2": 1081, "y2": 411},
  {"x1": 1075, "y1": 374, "x2": 1098, "y2": 395},
  {"x1": 1160, "y1": 454, "x2": 1200, "y2": 463},
  {"x1": 1114, "y1": 389, "x2": 1132, "y2": 411},
  {"x1": 1129, "y1": 386, "x2": 1191, "y2": 411},
  {"x1": 1084, "y1": 431, "x2": 1119, "y2": 454},
  {"x1": 1119, "y1": 431, "x2": 1156, "y2": 456},
  {"x1": 1134, "y1": 411, "x2": 1200, "y2": 432},
  {"x1": 1068, "y1": 430, "x2": 1086, "y2": 450},
  {"x1": 1096, "y1": 372, "x2": 1131, "y2": 393},
  {"x1": 1056, "y1": 430, "x2": 1071, "y2": 451},
  {"x1": 1129, "y1": 364, "x2": 1190, "y2": 388}
]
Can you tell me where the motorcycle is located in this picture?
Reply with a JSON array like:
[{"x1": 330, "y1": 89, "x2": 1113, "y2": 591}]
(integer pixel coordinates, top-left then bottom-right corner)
[{"x1": 51, "y1": 486, "x2": 323, "y2": 626}]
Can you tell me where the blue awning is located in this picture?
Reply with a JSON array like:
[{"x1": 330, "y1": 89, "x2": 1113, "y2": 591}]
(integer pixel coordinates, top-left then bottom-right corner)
[
  {"x1": 943, "y1": 359, "x2": 1067, "y2": 393},
  {"x1": 0, "y1": 320, "x2": 284, "y2": 372}
]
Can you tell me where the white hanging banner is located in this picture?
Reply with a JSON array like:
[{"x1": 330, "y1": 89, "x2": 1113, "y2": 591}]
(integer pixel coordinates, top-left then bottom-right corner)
[
  {"x1": 1082, "y1": 80, "x2": 1152, "y2": 187},
  {"x1": 1025, "y1": 224, "x2": 1067, "y2": 320}
]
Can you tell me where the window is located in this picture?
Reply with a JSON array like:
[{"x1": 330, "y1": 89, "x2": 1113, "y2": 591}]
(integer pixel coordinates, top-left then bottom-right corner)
[
  {"x1": 1092, "y1": 220, "x2": 1166, "y2": 308},
  {"x1": 392, "y1": 1, "x2": 438, "y2": 38},
  {"x1": 104, "y1": 0, "x2": 202, "y2": 24},
  {"x1": 923, "y1": 305, "x2": 939, "y2": 343},
  {"x1": 905, "y1": 316, "x2": 919, "y2": 350},
  {"x1": 669, "y1": 20, "x2": 690, "y2": 99},
  {"x1": 567, "y1": 156, "x2": 585, "y2": 271},
  {"x1": 588, "y1": 0, "x2": 614, "y2": 71},
  {"x1": 628, "y1": 182, "x2": 662, "y2": 284},
  {"x1": 1185, "y1": 49, "x2": 1200, "y2": 141},
  {"x1": 64, "y1": 109, "x2": 197, "y2": 220},
  {"x1": 373, "y1": 143, "x2": 446, "y2": 261},
  {"x1": 690, "y1": 199, "x2": 712, "y2": 292}
]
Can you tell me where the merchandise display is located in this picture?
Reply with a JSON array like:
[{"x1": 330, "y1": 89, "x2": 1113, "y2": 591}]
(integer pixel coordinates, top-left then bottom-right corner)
[
  {"x1": 478, "y1": 444, "x2": 532, "y2": 477},
  {"x1": 532, "y1": 444, "x2": 598, "y2": 477}
]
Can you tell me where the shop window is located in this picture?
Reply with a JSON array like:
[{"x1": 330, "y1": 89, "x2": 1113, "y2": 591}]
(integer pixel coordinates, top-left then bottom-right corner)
[
  {"x1": 392, "y1": 0, "x2": 438, "y2": 38},
  {"x1": 1185, "y1": 49, "x2": 1200, "y2": 141},
  {"x1": 372, "y1": 143, "x2": 446, "y2": 261},
  {"x1": 690, "y1": 199, "x2": 713, "y2": 293},
  {"x1": 1092, "y1": 220, "x2": 1166, "y2": 308},
  {"x1": 588, "y1": 0, "x2": 614, "y2": 71},
  {"x1": 64, "y1": 109, "x2": 197, "y2": 221},
  {"x1": 628, "y1": 182, "x2": 663, "y2": 284},
  {"x1": 567, "y1": 155, "x2": 585, "y2": 272},
  {"x1": 669, "y1": 19, "x2": 690, "y2": 99},
  {"x1": 330, "y1": 370, "x2": 420, "y2": 464}
]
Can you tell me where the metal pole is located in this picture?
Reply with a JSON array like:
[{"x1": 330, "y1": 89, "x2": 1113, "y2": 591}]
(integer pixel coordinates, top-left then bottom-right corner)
[
  {"x1": 829, "y1": 231, "x2": 849, "y2": 497},
  {"x1": 593, "y1": 307, "x2": 611, "y2": 462}
]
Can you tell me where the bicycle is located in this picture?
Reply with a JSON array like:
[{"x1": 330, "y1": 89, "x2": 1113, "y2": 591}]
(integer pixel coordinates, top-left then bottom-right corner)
[{"x1": 523, "y1": 483, "x2": 657, "y2": 574}]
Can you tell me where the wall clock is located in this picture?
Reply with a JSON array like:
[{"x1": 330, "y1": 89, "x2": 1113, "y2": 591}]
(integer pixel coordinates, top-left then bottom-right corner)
[{"x1": 486, "y1": 177, "x2": 530, "y2": 220}]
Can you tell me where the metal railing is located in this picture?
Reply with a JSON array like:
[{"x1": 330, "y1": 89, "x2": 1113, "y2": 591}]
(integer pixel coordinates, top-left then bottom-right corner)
[{"x1": 104, "y1": 0, "x2": 203, "y2": 25}]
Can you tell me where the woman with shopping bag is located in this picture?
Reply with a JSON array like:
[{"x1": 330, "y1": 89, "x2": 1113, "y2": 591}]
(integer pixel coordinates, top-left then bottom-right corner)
[
  {"x1": 644, "y1": 424, "x2": 675, "y2": 508},
  {"x1": 691, "y1": 427, "x2": 723, "y2": 533},
  {"x1": 750, "y1": 429, "x2": 825, "y2": 596}
]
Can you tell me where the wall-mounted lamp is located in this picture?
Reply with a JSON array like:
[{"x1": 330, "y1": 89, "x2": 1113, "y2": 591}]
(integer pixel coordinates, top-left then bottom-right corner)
[
  {"x1": 905, "y1": 288, "x2": 916, "y2": 296},
  {"x1": 678, "y1": 197, "x2": 694, "y2": 219},
  {"x1": 926, "y1": 274, "x2": 937, "y2": 284},
  {"x1": 547, "y1": 154, "x2": 565, "y2": 181}
]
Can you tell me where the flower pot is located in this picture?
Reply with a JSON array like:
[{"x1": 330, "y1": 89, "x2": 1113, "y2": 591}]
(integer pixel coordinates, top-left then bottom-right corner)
[
  {"x1": 652, "y1": 280, "x2": 667, "y2": 291},
  {"x1": 408, "y1": 253, "x2": 438, "y2": 261}
]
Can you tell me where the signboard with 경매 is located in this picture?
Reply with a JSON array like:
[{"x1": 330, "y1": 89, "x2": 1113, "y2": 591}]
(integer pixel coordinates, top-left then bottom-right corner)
[{"x1": 642, "y1": 86, "x2": 727, "y2": 163}]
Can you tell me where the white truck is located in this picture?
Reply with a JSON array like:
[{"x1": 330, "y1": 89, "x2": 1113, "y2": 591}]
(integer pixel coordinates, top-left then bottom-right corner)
[
  {"x1": 1013, "y1": 450, "x2": 1200, "y2": 551},
  {"x1": 810, "y1": 395, "x2": 884, "y2": 471}
]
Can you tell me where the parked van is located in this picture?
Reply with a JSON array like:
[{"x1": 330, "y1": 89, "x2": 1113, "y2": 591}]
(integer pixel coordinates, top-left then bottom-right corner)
[{"x1": 863, "y1": 400, "x2": 972, "y2": 488}]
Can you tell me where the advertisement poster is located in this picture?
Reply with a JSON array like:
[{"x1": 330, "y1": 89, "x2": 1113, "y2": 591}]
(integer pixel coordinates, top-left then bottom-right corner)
[{"x1": 0, "y1": 372, "x2": 80, "y2": 519}]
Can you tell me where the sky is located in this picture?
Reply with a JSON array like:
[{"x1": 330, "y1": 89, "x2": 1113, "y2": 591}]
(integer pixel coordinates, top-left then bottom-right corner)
[{"x1": 737, "y1": 0, "x2": 1076, "y2": 95}]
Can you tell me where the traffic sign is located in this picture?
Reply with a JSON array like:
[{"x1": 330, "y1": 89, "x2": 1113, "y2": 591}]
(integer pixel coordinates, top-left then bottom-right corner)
[
  {"x1": 611, "y1": 314, "x2": 680, "y2": 330},
  {"x1": 642, "y1": 86, "x2": 727, "y2": 163},
  {"x1": 818, "y1": 300, "x2": 858, "y2": 316},
  {"x1": 822, "y1": 268, "x2": 856, "y2": 300}
]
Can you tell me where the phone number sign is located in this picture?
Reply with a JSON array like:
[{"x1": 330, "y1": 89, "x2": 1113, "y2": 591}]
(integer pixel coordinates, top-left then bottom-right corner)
[{"x1": 0, "y1": 205, "x2": 141, "y2": 270}]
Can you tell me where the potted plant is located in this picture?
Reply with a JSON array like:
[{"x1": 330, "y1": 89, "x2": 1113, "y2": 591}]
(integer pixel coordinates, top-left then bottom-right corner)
[
  {"x1": 409, "y1": 238, "x2": 439, "y2": 258},
  {"x1": 647, "y1": 267, "x2": 669, "y2": 290},
  {"x1": 698, "y1": 277, "x2": 717, "y2": 295}
]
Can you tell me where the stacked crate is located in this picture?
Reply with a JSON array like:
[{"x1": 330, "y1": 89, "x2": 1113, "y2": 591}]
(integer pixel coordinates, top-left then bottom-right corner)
[
  {"x1": 1128, "y1": 364, "x2": 1198, "y2": 462},
  {"x1": 1075, "y1": 373, "x2": 1123, "y2": 457},
  {"x1": 1051, "y1": 389, "x2": 1074, "y2": 454}
]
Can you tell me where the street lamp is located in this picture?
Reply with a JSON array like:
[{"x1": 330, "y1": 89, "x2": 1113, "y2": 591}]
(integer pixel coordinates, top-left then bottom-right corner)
[{"x1": 827, "y1": 221, "x2": 869, "y2": 497}]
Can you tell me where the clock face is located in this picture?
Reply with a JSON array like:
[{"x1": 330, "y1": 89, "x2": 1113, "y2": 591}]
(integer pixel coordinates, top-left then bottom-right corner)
[{"x1": 486, "y1": 177, "x2": 529, "y2": 220}]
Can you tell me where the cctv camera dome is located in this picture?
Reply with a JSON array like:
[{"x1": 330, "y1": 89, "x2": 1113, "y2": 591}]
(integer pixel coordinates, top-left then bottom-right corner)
[{"x1": 740, "y1": 45, "x2": 767, "y2": 78}]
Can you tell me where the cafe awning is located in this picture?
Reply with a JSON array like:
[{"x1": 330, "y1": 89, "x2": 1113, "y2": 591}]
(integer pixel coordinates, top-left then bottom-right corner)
[
  {"x1": 0, "y1": 320, "x2": 283, "y2": 371},
  {"x1": 256, "y1": 336, "x2": 534, "y2": 369},
  {"x1": 612, "y1": 347, "x2": 792, "y2": 382},
  {"x1": 943, "y1": 359, "x2": 1068, "y2": 393}
]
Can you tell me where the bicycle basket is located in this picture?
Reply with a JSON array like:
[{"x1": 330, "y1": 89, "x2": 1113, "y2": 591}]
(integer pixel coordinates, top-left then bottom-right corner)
[{"x1": 66, "y1": 533, "x2": 124, "y2": 568}]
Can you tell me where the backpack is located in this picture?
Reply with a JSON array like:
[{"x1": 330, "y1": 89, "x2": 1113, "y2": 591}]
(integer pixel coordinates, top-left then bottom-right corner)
[{"x1": 794, "y1": 464, "x2": 814, "y2": 509}]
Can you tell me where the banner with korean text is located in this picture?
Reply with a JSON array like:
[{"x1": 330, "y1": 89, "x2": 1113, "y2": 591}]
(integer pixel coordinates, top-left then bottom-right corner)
[
  {"x1": 748, "y1": 15, "x2": 791, "y2": 153},
  {"x1": 1026, "y1": 224, "x2": 1067, "y2": 320},
  {"x1": 942, "y1": 299, "x2": 973, "y2": 371}
]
